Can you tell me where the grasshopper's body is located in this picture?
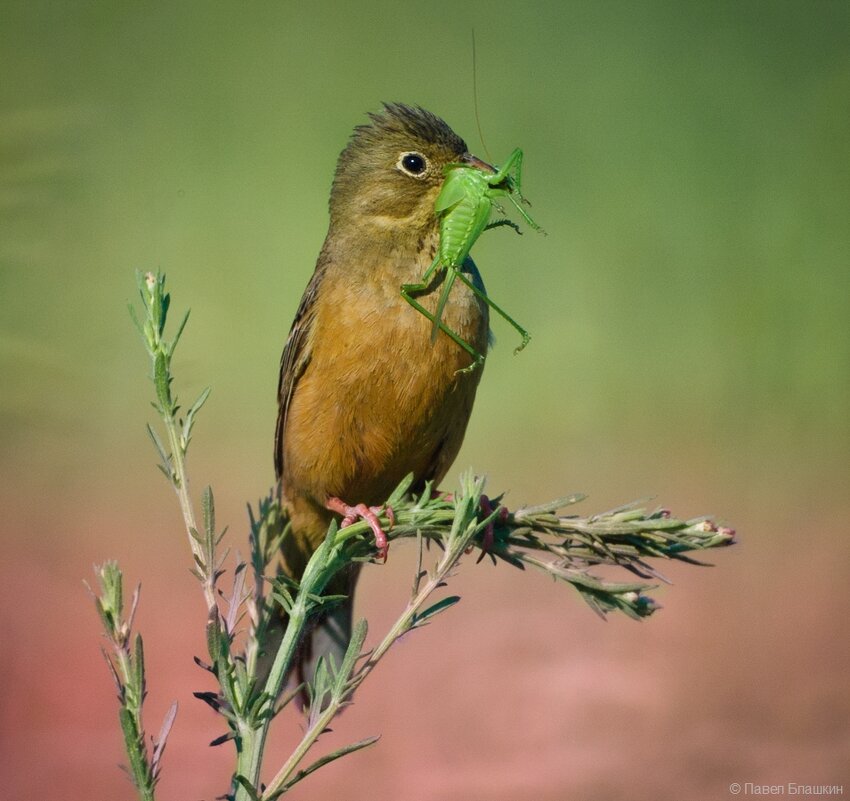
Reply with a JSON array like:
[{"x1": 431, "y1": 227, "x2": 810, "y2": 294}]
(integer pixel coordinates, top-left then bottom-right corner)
[
  {"x1": 436, "y1": 168, "x2": 500, "y2": 268},
  {"x1": 401, "y1": 147, "x2": 543, "y2": 372}
]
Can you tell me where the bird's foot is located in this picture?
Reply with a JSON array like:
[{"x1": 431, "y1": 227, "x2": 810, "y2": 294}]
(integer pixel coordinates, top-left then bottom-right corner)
[{"x1": 325, "y1": 498, "x2": 395, "y2": 562}]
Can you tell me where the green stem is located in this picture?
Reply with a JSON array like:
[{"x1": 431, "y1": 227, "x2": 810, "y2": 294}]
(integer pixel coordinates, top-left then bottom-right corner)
[
  {"x1": 260, "y1": 486, "x2": 484, "y2": 799},
  {"x1": 114, "y1": 646, "x2": 155, "y2": 800},
  {"x1": 161, "y1": 414, "x2": 216, "y2": 611},
  {"x1": 234, "y1": 722, "x2": 261, "y2": 800},
  {"x1": 233, "y1": 596, "x2": 310, "y2": 800},
  {"x1": 258, "y1": 568, "x2": 447, "y2": 799},
  {"x1": 261, "y1": 701, "x2": 339, "y2": 799},
  {"x1": 234, "y1": 539, "x2": 344, "y2": 801},
  {"x1": 138, "y1": 273, "x2": 217, "y2": 613}
]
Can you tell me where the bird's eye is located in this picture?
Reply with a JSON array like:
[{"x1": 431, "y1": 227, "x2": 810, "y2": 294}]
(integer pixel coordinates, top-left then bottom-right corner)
[{"x1": 397, "y1": 152, "x2": 428, "y2": 177}]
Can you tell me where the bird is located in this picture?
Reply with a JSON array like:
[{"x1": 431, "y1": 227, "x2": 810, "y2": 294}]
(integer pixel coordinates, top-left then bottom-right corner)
[{"x1": 274, "y1": 103, "x2": 492, "y2": 687}]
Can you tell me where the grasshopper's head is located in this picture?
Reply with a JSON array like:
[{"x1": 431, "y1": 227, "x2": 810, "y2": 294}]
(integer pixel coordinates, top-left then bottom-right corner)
[{"x1": 330, "y1": 103, "x2": 474, "y2": 239}]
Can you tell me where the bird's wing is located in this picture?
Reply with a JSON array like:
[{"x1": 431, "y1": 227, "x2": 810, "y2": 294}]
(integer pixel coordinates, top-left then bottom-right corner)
[{"x1": 274, "y1": 263, "x2": 326, "y2": 479}]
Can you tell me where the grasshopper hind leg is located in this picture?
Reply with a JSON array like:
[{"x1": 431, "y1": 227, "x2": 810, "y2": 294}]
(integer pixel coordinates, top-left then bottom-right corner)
[
  {"x1": 400, "y1": 281, "x2": 486, "y2": 374},
  {"x1": 454, "y1": 269, "x2": 531, "y2": 355},
  {"x1": 484, "y1": 218, "x2": 522, "y2": 236}
]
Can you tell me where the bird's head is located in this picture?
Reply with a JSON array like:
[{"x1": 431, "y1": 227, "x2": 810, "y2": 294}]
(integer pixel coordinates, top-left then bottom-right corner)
[{"x1": 329, "y1": 103, "x2": 480, "y2": 239}]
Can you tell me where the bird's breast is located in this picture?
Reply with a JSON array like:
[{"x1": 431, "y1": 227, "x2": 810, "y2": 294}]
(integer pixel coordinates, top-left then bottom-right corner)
[{"x1": 281, "y1": 243, "x2": 489, "y2": 509}]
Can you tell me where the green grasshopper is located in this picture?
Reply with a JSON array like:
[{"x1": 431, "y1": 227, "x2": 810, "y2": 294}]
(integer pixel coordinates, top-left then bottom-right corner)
[{"x1": 401, "y1": 147, "x2": 544, "y2": 371}]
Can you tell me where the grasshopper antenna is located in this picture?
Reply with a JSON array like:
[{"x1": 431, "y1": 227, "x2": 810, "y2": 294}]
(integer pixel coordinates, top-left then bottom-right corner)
[{"x1": 472, "y1": 29, "x2": 493, "y2": 163}]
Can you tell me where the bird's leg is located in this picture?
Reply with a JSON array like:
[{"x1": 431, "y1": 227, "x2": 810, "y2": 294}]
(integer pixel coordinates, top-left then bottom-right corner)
[{"x1": 325, "y1": 497, "x2": 394, "y2": 562}]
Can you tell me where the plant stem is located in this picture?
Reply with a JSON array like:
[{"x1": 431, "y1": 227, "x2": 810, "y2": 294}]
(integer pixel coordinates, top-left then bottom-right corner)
[
  {"x1": 233, "y1": 602, "x2": 308, "y2": 800},
  {"x1": 234, "y1": 535, "x2": 345, "y2": 801},
  {"x1": 260, "y1": 479, "x2": 485, "y2": 800},
  {"x1": 161, "y1": 415, "x2": 216, "y2": 612}
]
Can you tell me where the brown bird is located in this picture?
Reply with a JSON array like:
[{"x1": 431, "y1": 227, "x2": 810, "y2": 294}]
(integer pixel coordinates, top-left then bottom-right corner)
[{"x1": 274, "y1": 103, "x2": 491, "y2": 681}]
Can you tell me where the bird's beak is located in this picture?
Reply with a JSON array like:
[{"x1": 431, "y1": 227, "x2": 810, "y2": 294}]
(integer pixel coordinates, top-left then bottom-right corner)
[{"x1": 460, "y1": 152, "x2": 496, "y2": 174}]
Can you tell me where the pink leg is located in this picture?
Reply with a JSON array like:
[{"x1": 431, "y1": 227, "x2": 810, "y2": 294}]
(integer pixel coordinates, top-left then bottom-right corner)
[{"x1": 326, "y1": 497, "x2": 393, "y2": 562}]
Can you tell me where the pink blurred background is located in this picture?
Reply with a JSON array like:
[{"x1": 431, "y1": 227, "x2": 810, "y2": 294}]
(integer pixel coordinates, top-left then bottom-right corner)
[{"x1": 3, "y1": 442, "x2": 847, "y2": 800}]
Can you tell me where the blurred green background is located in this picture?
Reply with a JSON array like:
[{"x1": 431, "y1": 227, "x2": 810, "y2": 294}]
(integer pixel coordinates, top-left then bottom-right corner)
[{"x1": 2, "y1": 2, "x2": 848, "y2": 800}]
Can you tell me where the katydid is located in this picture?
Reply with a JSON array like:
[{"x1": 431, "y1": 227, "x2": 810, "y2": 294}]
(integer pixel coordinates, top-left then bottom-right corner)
[{"x1": 401, "y1": 147, "x2": 544, "y2": 371}]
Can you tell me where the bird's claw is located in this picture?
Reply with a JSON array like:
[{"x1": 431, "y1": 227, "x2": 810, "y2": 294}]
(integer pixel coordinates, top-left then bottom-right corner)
[{"x1": 325, "y1": 498, "x2": 394, "y2": 562}]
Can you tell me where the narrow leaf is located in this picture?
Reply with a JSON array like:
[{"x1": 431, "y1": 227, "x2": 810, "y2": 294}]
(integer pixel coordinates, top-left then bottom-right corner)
[
  {"x1": 333, "y1": 618, "x2": 368, "y2": 696},
  {"x1": 233, "y1": 775, "x2": 262, "y2": 801},
  {"x1": 386, "y1": 472, "x2": 415, "y2": 506},
  {"x1": 128, "y1": 302, "x2": 145, "y2": 339},
  {"x1": 193, "y1": 691, "x2": 223, "y2": 712},
  {"x1": 145, "y1": 424, "x2": 171, "y2": 468},
  {"x1": 413, "y1": 595, "x2": 461, "y2": 626},
  {"x1": 186, "y1": 385, "x2": 211, "y2": 421},
  {"x1": 153, "y1": 351, "x2": 171, "y2": 413},
  {"x1": 206, "y1": 611, "x2": 224, "y2": 664},
  {"x1": 202, "y1": 485, "x2": 215, "y2": 537},
  {"x1": 209, "y1": 731, "x2": 236, "y2": 747},
  {"x1": 132, "y1": 633, "x2": 146, "y2": 700},
  {"x1": 119, "y1": 707, "x2": 151, "y2": 791},
  {"x1": 272, "y1": 736, "x2": 381, "y2": 798},
  {"x1": 168, "y1": 308, "x2": 191, "y2": 355},
  {"x1": 151, "y1": 701, "x2": 178, "y2": 775},
  {"x1": 193, "y1": 655, "x2": 214, "y2": 673},
  {"x1": 515, "y1": 493, "x2": 587, "y2": 518},
  {"x1": 100, "y1": 648, "x2": 124, "y2": 697}
]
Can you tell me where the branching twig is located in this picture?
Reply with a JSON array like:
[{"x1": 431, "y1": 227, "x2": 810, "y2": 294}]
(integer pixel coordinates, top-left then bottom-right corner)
[
  {"x1": 87, "y1": 563, "x2": 177, "y2": 801},
  {"x1": 129, "y1": 271, "x2": 215, "y2": 611},
  {"x1": 259, "y1": 474, "x2": 489, "y2": 799}
]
